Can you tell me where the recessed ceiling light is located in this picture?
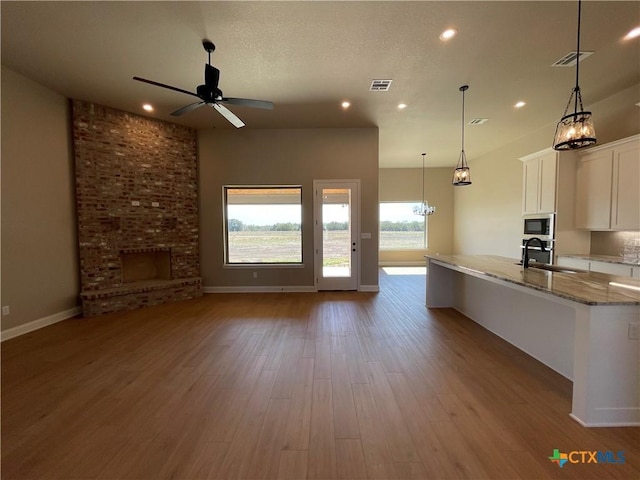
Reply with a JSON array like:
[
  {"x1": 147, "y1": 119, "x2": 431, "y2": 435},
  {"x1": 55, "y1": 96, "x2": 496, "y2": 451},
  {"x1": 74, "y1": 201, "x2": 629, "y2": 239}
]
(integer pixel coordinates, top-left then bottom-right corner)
[
  {"x1": 439, "y1": 28, "x2": 458, "y2": 41},
  {"x1": 398, "y1": 103, "x2": 407, "y2": 109},
  {"x1": 624, "y1": 26, "x2": 640, "y2": 40},
  {"x1": 143, "y1": 104, "x2": 154, "y2": 112},
  {"x1": 514, "y1": 101, "x2": 526, "y2": 108},
  {"x1": 341, "y1": 101, "x2": 350, "y2": 109}
]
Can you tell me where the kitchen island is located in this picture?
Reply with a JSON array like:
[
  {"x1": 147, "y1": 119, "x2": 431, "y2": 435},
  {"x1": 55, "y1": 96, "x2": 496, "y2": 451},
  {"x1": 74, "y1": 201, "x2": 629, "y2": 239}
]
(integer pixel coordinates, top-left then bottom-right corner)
[{"x1": 426, "y1": 254, "x2": 640, "y2": 427}]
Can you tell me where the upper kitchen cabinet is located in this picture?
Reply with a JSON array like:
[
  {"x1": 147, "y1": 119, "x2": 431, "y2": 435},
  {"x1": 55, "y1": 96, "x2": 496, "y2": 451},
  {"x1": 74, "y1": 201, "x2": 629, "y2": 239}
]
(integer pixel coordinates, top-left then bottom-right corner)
[
  {"x1": 575, "y1": 135, "x2": 640, "y2": 231},
  {"x1": 521, "y1": 150, "x2": 557, "y2": 215},
  {"x1": 575, "y1": 149, "x2": 613, "y2": 229},
  {"x1": 611, "y1": 139, "x2": 640, "y2": 230}
]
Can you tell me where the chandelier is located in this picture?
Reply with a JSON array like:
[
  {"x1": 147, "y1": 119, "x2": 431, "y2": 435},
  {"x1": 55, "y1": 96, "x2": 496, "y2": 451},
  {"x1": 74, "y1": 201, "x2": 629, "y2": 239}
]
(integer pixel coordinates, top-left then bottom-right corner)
[{"x1": 414, "y1": 153, "x2": 436, "y2": 216}]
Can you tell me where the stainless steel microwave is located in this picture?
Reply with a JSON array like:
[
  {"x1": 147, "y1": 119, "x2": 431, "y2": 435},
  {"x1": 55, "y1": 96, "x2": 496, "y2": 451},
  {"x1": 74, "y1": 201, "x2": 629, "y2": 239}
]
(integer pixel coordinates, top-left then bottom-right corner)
[{"x1": 523, "y1": 214, "x2": 554, "y2": 240}]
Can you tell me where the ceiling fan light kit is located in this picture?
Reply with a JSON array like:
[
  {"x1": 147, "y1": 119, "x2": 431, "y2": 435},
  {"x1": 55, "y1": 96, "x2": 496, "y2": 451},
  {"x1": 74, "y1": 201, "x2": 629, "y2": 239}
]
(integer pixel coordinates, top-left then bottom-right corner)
[
  {"x1": 133, "y1": 39, "x2": 273, "y2": 128},
  {"x1": 552, "y1": 0, "x2": 596, "y2": 150}
]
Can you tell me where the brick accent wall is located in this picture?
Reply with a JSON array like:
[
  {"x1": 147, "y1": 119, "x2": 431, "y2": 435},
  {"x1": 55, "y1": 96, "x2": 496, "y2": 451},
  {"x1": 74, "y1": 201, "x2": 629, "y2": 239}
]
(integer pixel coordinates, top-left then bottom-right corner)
[{"x1": 72, "y1": 100, "x2": 201, "y2": 316}]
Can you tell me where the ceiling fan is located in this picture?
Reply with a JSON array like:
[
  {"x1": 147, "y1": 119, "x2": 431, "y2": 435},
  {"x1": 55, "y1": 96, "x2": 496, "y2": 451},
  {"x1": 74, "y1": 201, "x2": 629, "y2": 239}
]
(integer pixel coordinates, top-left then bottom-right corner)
[{"x1": 133, "y1": 39, "x2": 273, "y2": 128}]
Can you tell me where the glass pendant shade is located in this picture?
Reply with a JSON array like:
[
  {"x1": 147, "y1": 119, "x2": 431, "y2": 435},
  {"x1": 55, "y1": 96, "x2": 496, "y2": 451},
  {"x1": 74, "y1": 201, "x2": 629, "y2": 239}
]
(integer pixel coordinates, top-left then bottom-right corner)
[
  {"x1": 552, "y1": 88, "x2": 596, "y2": 150},
  {"x1": 452, "y1": 150, "x2": 472, "y2": 186}
]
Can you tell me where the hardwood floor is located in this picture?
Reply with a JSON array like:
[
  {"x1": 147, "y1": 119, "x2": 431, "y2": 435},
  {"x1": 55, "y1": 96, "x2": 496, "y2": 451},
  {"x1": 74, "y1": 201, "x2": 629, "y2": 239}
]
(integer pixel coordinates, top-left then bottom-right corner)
[{"x1": 2, "y1": 268, "x2": 638, "y2": 479}]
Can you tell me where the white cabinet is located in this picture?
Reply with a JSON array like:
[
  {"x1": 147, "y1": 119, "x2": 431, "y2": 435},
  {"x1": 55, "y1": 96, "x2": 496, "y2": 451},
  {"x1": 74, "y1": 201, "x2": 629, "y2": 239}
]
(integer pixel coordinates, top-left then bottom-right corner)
[
  {"x1": 611, "y1": 141, "x2": 640, "y2": 230},
  {"x1": 539, "y1": 152, "x2": 558, "y2": 214},
  {"x1": 521, "y1": 150, "x2": 557, "y2": 214},
  {"x1": 522, "y1": 159, "x2": 539, "y2": 215},
  {"x1": 575, "y1": 150, "x2": 613, "y2": 229},
  {"x1": 557, "y1": 257, "x2": 590, "y2": 271},
  {"x1": 589, "y1": 260, "x2": 633, "y2": 277},
  {"x1": 557, "y1": 256, "x2": 636, "y2": 278},
  {"x1": 575, "y1": 135, "x2": 640, "y2": 230}
]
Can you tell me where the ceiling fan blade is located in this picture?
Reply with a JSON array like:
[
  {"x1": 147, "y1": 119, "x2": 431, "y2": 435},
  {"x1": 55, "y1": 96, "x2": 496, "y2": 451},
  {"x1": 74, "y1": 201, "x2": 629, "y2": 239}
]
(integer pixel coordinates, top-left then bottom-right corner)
[
  {"x1": 171, "y1": 101, "x2": 205, "y2": 116},
  {"x1": 205, "y1": 64, "x2": 220, "y2": 89},
  {"x1": 222, "y1": 97, "x2": 274, "y2": 110},
  {"x1": 133, "y1": 76, "x2": 200, "y2": 99},
  {"x1": 213, "y1": 103, "x2": 245, "y2": 128}
]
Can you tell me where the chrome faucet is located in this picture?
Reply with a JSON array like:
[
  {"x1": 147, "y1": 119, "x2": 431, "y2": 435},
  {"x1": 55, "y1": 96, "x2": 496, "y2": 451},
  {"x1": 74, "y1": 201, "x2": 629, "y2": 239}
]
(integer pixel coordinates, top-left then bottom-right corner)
[{"x1": 523, "y1": 237, "x2": 545, "y2": 268}]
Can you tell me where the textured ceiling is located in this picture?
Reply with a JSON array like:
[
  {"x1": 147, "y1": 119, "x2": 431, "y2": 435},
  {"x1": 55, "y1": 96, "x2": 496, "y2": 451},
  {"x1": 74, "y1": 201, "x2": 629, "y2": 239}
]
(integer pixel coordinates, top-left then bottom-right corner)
[{"x1": 2, "y1": 1, "x2": 639, "y2": 167}]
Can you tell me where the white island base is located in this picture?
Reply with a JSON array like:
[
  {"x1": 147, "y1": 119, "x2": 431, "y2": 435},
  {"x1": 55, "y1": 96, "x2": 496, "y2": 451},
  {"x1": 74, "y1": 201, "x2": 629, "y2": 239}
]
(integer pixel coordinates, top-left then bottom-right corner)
[{"x1": 426, "y1": 257, "x2": 640, "y2": 427}]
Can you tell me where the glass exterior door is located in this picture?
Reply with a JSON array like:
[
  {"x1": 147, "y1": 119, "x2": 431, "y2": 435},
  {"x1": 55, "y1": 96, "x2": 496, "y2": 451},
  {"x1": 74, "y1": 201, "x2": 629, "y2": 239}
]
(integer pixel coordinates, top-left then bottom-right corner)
[{"x1": 314, "y1": 180, "x2": 359, "y2": 290}]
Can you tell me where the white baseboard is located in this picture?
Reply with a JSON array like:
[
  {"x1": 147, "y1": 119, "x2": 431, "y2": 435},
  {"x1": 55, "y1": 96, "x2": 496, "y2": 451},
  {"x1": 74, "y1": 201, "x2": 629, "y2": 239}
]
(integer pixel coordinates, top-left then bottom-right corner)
[
  {"x1": 569, "y1": 413, "x2": 640, "y2": 428},
  {"x1": 359, "y1": 285, "x2": 380, "y2": 292},
  {"x1": 203, "y1": 285, "x2": 381, "y2": 293},
  {"x1": 203, "y1": 286, "x2": 317, "y2": 293},
  {"x1": 1, "y1": 306, "x2": 82, "y2": 342},
  {"x1": 379, "y1": 261, "x2": 427, "y2": 267}
]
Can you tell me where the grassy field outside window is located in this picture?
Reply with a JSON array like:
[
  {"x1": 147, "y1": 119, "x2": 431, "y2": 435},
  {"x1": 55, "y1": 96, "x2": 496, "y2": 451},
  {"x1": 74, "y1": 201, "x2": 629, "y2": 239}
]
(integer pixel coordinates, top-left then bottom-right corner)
[{"x1": 379, "y1": 202, "x2": 427, "y2": 250}]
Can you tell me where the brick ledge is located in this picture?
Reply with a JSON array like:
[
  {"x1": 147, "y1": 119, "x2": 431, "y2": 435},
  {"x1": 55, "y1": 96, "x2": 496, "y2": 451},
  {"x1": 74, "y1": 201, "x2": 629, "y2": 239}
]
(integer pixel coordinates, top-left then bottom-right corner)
[{"x1": 80, "y1": 277, "x2": 201, "y2": 300}]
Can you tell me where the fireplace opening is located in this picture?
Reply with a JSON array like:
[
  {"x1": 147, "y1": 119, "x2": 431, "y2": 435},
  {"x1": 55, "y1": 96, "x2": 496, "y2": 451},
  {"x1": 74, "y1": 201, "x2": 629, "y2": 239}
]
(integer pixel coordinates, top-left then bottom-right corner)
[{"x1": 121, "y1": 250, "x2": 171, "y2": 283}]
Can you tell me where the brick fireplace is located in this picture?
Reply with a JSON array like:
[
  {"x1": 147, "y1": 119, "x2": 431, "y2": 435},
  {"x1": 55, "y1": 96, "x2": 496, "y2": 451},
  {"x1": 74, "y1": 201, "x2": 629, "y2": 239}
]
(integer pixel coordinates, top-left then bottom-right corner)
[{"x1": 72, "y1": 100, "x2": 202, "y2": 316}]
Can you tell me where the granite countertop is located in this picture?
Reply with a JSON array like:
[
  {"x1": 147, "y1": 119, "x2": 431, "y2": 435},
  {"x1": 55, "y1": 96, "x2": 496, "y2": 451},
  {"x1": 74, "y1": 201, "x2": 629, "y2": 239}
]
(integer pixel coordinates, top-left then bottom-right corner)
[
  {"x1": 557, "y1": 253, "x2": 640, "y2": 266},
  {"x1": 425, "y1": 254, "x2": 640, "y2": 306}
]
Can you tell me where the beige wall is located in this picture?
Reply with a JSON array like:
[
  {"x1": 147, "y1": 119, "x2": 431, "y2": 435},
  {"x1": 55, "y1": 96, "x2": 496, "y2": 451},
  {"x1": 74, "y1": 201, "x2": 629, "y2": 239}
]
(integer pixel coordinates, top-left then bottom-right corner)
[
  {"x1": 379, "y1": 167, "x2": 454, "y2": 264},
  {"x1": 198, "y1": 128, "x2": 379, "y2": 288},
  {"x1": 453, "y1": 83, "x2": 640, "y2": 258},
  {"x1": 452, "y1": 134, "x2": 538, "y2": 259},
  {"x1": 1, "y1": 66, "x2": 79, "y2": 331}
]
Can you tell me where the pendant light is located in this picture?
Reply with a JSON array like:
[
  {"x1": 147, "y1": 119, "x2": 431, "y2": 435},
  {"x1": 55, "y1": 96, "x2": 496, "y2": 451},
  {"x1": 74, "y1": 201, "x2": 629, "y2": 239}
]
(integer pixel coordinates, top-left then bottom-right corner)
[
  {"x1": 413, "y1": 153, "x2": 436, "y2": 216},
  {"x1": 552, "y1": 0, "x2": 596, "y2": 150},
  {"x1": 452, "y1": 85, "x2": 471, "y2": 186}
]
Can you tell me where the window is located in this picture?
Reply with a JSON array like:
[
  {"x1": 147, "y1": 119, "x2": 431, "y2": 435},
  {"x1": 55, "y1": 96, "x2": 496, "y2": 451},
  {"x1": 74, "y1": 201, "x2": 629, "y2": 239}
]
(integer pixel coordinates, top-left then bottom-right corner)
[
  {"x1": 224, "y1": 186, "x2": 302, "y2": 264},
  {"x1": 379, "y1": 202, "x2": 426, "y2": 250}
]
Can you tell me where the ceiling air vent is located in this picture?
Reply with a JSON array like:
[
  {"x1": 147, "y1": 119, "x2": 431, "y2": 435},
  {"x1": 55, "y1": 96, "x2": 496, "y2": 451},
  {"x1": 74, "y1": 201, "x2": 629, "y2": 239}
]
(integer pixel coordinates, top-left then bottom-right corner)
[
  {"x1": 370, "y1": 79, "x2": 392, "y2": 91},
  {"x1": 468, "y1": 118, "x2": 488, "y2": 125},
  {"x1": 551, "y1": 51, "x2": 594, "y2": 67}
]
